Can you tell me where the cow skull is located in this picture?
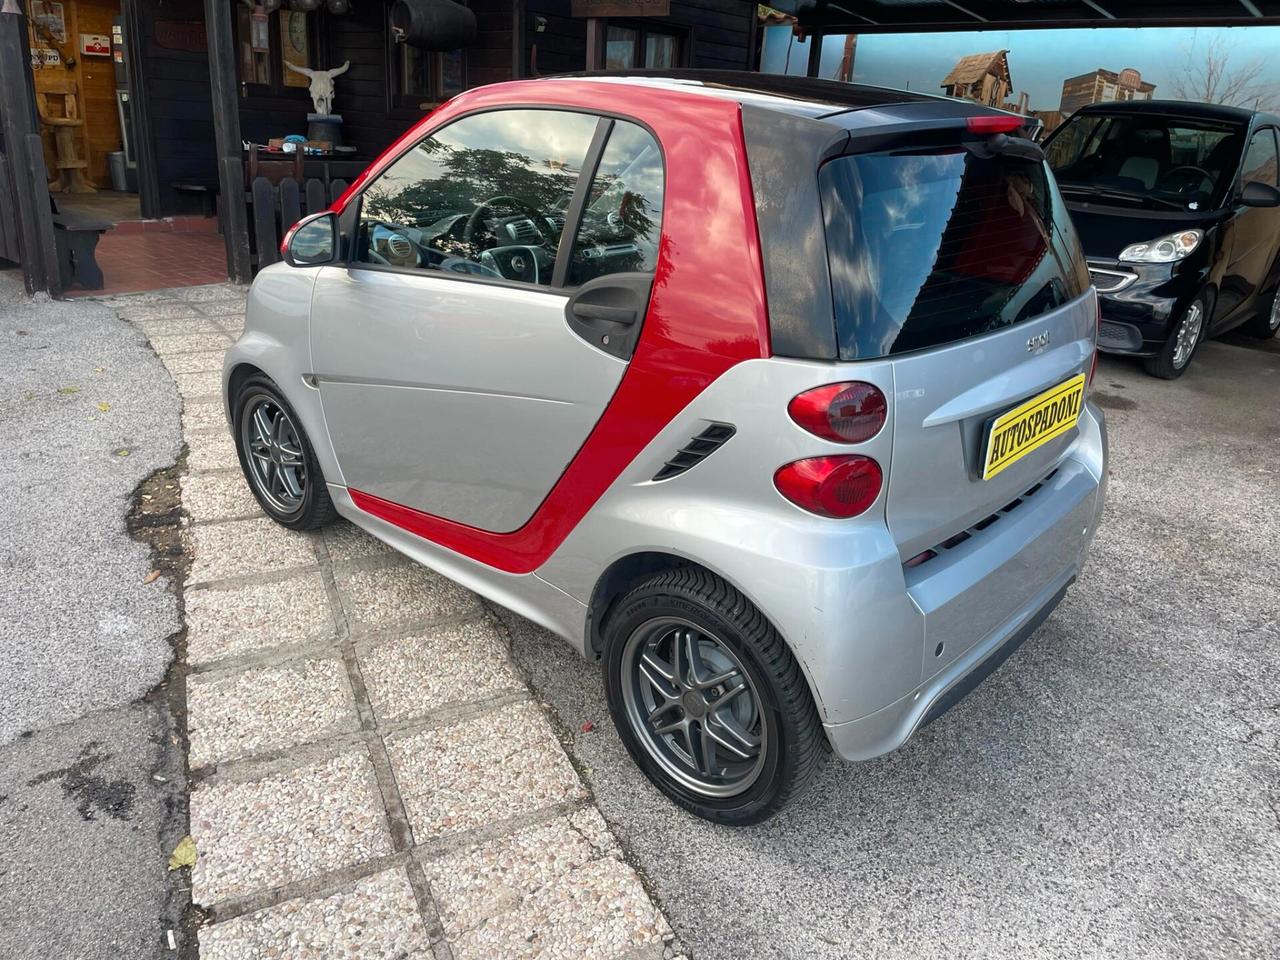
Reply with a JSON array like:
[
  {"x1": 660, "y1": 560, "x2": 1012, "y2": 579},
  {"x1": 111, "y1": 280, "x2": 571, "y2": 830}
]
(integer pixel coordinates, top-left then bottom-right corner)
[{"x1": 285, "y1": 60, "x2": 350, "y2": 116}]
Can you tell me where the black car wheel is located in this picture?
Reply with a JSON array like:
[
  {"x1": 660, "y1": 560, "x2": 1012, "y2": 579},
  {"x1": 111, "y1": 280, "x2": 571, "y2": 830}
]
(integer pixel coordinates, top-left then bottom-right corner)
[
  {"x1": 602, "y1": 566, "x2": 827, "y2": 825},
  {"x1": 233, "y1": 373, "x2": 337, "y2": 530},
  {"x1": 1143, "y1": 293, "x2": 1208, "y2": 380}
]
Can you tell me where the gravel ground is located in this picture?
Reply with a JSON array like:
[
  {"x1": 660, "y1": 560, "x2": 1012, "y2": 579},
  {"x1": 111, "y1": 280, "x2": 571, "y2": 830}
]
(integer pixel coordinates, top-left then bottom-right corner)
[
  {"x1": 0, "y1": 272, "x2": 186, "y2": 958},
  {"x1": 502, "y1": 340, "x2": 1280, "y2": 960}
]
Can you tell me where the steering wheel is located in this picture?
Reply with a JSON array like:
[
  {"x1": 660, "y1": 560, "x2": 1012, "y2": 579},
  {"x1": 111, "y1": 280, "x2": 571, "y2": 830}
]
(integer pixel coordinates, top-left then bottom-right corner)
[
  {"x1": 1158, "y1": 165, "x2": 1214, "y2": 195},
  {"x1": 463, "y1": 195, "x2": 548, "y2": 243}
]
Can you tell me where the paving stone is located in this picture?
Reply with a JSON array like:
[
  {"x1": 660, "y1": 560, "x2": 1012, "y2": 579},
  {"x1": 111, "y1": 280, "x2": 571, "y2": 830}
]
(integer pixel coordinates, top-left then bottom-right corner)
[
  {"x1": 173, "y1": 368, "x2": 223, "y2": 400},
  {"x1": 148, "y1": 332, "x2": 232, "y2": 357},
  {"x1": 185, "y1": 429, "x2": 239, "y2": 473},
  {"x1": 163, "y1": 351, "x2": 225, "y2": 376},
  {"x1": 388, "y1": 700, "x2": 586, "y2": 838},
  {"x1": 193, "y1": 299, "x2": 250, "y2": 316},
  {"x1": 337, "y1": 563, "x2": 477, "y2": 635},
  {"x1": 217, "y1": 316, "x2": 245, "y2": 338},
  {"x1": 447, "y1": 856, "x2": 670, "y2": 960},
  {"x1": 183, "y1": 398, "x2": 229, "y2": 433},
  {"x1": 138, "y1": 316, "x2": 226, "y2": 338},
  {"x1": 323, "y1": 521, "x2": 395, "y2": 561},
  {"x1": 199, "y1": 867, "x2": 433, "y2": 960},
  {"x1": 362, "y1": 620, "x2": 523, "y2": 723},
  {"x1": 114, "y1": 299, "x2": 201, "y2": 321},
  {"x1": 421, "y1": 809, "x2": 617, "y2": 935},
  {"x1": 187, "y1": 657, "x2": 359, "y2": 767},
  {"x1": 186, "y1": 574, "x2": 334, "y2": 665},
  {"x1": 190, "y1": 517, "x2": 316, "y2": 583},
  {"x1": 190, "y1": 750, "x2": 392, "y2": 905},
  {"x1": 182, "y1": 472, "x2": 260, "y2": 522},
  {"x1": 181, "y1": 283, "x2": 248, "y2": 302}
]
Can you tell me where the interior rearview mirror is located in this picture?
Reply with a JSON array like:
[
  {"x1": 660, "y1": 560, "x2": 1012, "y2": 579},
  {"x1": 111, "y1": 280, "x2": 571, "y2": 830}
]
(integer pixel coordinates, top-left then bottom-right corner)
[
  {"x1": 1240, "y1": 180, "x2": 1280, "y2": 208},
  {"x1": 284, "y1": 212, "x2": 338, "y2": 267}
]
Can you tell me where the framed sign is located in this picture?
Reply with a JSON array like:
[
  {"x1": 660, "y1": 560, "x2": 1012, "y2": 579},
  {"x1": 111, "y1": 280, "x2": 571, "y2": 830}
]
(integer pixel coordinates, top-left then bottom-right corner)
[
  {"x1": 81, "y1": 34, "x2": 111, "y2": 56},
  {"x1": 30, "y1": 2, "x2": 66, "y2": 43},
  {"x1": 571, "y1": 0, "x2": 670, "y2": 17}
]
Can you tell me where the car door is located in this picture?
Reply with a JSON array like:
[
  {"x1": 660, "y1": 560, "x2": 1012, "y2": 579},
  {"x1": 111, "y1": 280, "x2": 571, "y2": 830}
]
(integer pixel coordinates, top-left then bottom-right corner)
[
  {"x1": 1216, "y1": 125, "x2": 1280, "y2": 327},
  {"x1": 309, "y1": 109, "x2": 666, "y2": 534}
]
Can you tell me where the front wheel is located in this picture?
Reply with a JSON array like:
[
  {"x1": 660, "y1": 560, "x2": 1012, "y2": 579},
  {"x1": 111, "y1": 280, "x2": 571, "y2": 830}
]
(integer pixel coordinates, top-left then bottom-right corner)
[
  {"x1": 1143, "y1": 293, "x2": 1207, "y2": 380},
  {"x1": 232, "y1": 374, "x2": 337, "y2": 530},
  {"x1": 602, "y1": 567, "x2": 826, "y2": 825}
]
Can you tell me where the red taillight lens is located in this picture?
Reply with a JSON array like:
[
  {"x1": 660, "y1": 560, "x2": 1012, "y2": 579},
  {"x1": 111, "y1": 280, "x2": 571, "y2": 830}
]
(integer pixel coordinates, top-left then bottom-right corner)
[
  {"x1": 788, "y1": 382, "x2": 887, "y2": 443},
  {"x1": 966, "y1": 114, "x2": 1024, "y2": 134},
  {"x1": 774, "y1": 455, "x2": 883, "y2": 519}
]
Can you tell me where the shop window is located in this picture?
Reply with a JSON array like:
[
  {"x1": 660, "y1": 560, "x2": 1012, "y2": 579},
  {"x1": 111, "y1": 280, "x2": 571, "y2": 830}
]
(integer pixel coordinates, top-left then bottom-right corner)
[
  {"x1": 602, "y1": 23, "x2": 685, "y2": 70},
  {"x1": 235, "y1": 6, "x2": 315, "y2": 96},
  {"x1": 395, "y1": 45, "x2": 465, "y2": 107}
]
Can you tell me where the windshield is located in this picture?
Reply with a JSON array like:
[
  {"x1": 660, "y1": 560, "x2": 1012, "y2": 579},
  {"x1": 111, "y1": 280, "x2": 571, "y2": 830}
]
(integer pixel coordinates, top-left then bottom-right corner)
[
  {"x1": 1045, "y1": 113, "x2": 1245, "y2": 211},
  {"x1": 820, "y1": 148, "x2": 1089, "y2": 360}
]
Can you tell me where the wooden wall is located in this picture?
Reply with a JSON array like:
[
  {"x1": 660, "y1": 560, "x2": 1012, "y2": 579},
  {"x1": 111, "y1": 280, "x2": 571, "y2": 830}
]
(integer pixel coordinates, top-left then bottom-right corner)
[
  {"x1": 28, "y1": 0, "x2": 124, "y2": 188},
  {"x1": 524, "y1": 0, "x2": 755, "y2": 75}
]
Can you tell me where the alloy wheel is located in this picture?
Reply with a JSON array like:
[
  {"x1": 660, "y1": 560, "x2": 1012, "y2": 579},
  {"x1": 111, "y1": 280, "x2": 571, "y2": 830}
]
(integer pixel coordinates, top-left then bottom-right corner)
[
  {"x1": 240, "y1": 395, "x2": 307, "y2": 515},
  {"x1": 621, "y1": 617, "x2": 767, "y2": 798},
  {"x1": 1270, "y1": 291, "x2": 1280, "y2": 332},
  {"x1": 1172, "y1": 301, "x2": 1203, "y2": 368}
]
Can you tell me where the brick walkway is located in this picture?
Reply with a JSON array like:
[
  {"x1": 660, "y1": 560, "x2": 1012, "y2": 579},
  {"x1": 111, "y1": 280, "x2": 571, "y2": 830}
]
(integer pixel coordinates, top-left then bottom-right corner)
[{"x1": 104, "y1": 285, "x2": 680, "y2": 960}]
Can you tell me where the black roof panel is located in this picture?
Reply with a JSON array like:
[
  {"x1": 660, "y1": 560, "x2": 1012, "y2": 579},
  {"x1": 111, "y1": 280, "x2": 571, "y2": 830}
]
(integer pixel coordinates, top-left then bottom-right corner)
[{"x1": 1072, "y1": 99, "x2": 1275, "y2": 125}]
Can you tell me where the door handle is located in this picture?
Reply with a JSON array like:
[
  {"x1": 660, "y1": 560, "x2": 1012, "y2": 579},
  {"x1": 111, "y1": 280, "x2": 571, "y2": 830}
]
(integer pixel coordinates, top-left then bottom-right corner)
[
  {"x1": 570, "y1": 302, "x2": 637, "y2": 325},
  {"x1": 563, "y1": 272, "x2": 654, "y2": 360}
]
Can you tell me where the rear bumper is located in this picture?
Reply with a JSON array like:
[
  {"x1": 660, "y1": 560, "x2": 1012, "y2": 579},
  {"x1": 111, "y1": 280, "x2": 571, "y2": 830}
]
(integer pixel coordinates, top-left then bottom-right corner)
[{"x1": 825, "y1": 575, "x2": 1071, "y2": 761}]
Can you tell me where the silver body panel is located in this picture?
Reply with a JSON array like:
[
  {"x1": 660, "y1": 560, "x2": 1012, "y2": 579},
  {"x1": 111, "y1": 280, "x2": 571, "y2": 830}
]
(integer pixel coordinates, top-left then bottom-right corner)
[
  {"x1": 309, "y1": 266, "x2": 627, "y2": 532},
  {"x1": 227, "y1": 254, "x2": 1106, "y2": 768}
]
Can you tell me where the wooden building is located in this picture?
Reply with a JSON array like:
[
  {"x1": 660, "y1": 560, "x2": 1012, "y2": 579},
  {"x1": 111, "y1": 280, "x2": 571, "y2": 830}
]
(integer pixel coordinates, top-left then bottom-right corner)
[
  {"x1": 0, "y1": 0, "x2": 758, "y2": 293},
  {"x1": 939, "y1": 49, "x2": 1012, "y2": 108},
  {"x1": 1059, "y1": 66, "x2": 1156, "y2": 117}
]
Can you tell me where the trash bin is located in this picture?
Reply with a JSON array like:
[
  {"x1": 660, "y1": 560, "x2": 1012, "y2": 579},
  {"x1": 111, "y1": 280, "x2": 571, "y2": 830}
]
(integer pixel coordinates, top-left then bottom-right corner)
[{"x1": 108, "y1": 151, "x2": 129, "y2": 193}]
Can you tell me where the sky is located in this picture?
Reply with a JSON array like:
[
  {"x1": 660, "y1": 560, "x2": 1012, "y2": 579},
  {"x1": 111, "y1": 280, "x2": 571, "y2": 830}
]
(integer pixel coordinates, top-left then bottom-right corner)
[{"x1": 761, "y1": 26, "x2": 1280, "y2": 114}]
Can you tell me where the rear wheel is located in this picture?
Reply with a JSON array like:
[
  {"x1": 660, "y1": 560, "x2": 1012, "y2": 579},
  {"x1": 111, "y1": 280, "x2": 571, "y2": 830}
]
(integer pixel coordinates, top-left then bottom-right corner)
[
  {"x1": 233, "y1": 374, "x2": 337, "y2": 530},
  {"x1": 1243, "y1": 285, "x2": 1280, "y2": 339},
  {"x1": 602, "y1": 566, "x2": 826, "y2": 825},
  {"x1": 1143, "y1": 293, "x2": 1207, "y2": 380}
]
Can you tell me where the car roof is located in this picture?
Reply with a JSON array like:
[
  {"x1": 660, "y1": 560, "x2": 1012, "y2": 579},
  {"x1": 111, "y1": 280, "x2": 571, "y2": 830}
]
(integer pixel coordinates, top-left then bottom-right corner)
[
  {"x1": 1073, "y1": 99, "x2": 1277, "y2": 125},
  {"x1": 548, "y1": 70, "x2": 941, "y2": 121}
]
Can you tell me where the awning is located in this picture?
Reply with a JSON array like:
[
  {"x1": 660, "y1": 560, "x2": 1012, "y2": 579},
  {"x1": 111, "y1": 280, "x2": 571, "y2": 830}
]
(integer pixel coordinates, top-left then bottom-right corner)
[{"x1": 768, "y1": 0, "x2": 1280, "y2": 34}]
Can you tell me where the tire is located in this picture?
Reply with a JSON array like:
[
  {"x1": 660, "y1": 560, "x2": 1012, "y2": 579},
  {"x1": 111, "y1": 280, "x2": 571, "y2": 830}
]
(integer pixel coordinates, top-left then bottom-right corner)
[
  {"x1": 232, "y1": 373, "x2": 337, "y2": 530},
  {"x1": 601, "y1": 566, "x2": 826, "y2": 825},
  {"x1": 1143, "y1": 292, "x2": 1208, "y2": 380},
  {"x1": 1243, "y1": 285, "x2": 1280, "y2": 339}
]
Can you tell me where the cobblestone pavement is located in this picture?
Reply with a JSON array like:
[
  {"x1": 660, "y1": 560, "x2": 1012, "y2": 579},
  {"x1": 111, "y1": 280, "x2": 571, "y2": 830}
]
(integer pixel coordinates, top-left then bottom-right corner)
[{"x1": 113, "y1": 284, "x2": 678, "y2": 960}]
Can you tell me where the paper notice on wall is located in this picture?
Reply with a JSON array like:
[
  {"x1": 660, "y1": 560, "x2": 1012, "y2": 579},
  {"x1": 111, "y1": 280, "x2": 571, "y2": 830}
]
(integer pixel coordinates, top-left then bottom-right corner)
[{"x1": 30, "y1": 46, "x2": 62, "y2": 68}]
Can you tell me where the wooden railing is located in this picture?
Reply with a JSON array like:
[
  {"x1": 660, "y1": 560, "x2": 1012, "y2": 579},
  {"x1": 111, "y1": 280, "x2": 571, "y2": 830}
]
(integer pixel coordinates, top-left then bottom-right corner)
[{"x1": 246, "y1": 175, "x2": 348, "y2": 271}]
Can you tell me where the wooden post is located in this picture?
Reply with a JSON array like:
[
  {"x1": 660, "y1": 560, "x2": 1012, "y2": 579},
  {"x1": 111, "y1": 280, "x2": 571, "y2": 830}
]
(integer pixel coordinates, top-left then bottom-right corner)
[
  {"x1": 584, "y1": 18, "x2": 604, "y2": 70},
  {"x1": 204, "y1": 0, "x2": 252, "y2": 283},
  {"x1": 0, "y1": 0, "x2": 55, "y2": 294},
  {"x1": 806, "y1": 29, "x2": 824, "y2": 78}
]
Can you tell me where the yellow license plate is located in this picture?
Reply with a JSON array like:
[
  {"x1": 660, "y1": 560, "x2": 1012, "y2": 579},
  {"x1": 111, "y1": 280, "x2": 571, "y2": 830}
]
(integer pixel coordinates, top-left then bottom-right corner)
[{"x1": 982, "y1": 374, "x2": 1086, "y2": 481}]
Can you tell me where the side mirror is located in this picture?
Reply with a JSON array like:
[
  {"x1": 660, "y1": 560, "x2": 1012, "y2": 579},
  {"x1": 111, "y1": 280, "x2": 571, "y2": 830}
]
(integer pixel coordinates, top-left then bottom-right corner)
[
  {"x1": 1240, "y1": 180, "x2": 1280, "y2": 208},
  {"x1": 282, "y1": 211, "x2": 338, "y2": 267}
]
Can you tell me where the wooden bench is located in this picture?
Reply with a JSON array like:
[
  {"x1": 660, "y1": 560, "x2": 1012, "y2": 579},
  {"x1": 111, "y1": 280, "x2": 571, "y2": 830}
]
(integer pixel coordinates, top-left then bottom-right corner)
[{"x1": 49, "y1": 200, "x2": 109, "y2": 291}]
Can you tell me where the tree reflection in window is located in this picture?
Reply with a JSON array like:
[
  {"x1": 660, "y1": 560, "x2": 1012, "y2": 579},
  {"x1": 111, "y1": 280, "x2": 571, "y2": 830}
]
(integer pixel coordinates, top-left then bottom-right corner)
[
  {"x1": 357, "y1": 110, "x2": 599, "y2": 280},
  {"x1": 568, "y1": 121, "x2": 665, "y2": 286}
]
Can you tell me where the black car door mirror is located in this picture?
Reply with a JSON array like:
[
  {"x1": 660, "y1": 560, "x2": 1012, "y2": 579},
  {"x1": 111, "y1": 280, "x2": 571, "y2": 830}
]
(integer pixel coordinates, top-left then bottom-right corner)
[
  {"x1": 283, "y1": 212, "x2": 339, "y2": 267},
  {"x1": 1240, "y1": 180, "x2": 1280, "y2": 208}
]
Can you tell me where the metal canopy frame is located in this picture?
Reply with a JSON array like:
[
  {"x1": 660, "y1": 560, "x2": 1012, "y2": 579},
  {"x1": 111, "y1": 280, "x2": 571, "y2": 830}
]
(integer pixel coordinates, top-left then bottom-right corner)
[{"x1": 769, "y1": 0, "x2": 1280, "y2": 34}]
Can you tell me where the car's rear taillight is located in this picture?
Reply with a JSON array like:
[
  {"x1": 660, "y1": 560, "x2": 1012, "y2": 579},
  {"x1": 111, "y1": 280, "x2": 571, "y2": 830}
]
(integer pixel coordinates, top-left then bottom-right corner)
[
  {"x1": 774, "y1": 455, "x2": 882, "y2": 519},
  {"x1": 788, "y1": 382, "x2": 887, "y2": 443},
  {"x1": 965, "y1": 115, "x2": 1024, "y2": 135}
]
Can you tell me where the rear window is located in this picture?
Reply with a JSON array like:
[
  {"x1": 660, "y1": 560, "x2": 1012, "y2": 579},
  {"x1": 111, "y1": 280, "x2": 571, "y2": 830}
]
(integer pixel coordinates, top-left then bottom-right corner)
[{"x1": 820, "y1": 149, "x2": 1088, "y2": 360}]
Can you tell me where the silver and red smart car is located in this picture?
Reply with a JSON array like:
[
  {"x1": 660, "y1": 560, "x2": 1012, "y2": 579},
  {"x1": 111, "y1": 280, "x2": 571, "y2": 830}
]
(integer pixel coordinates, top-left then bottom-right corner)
[{"x1": 224, "y1": 72, "x2": 1108, "y2": 824}]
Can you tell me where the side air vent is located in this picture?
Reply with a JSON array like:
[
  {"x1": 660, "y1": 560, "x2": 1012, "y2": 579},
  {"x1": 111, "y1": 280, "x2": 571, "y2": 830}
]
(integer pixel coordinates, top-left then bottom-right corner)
[{"x1": 652, "y1": 423, "x2": 736, "y2": 482}]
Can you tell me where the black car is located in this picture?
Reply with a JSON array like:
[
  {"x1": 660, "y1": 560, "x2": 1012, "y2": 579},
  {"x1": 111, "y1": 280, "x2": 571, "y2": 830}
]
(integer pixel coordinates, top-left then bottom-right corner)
[{"x1": 1043, "y1": 100, "x2": 1280, "y2": 378}]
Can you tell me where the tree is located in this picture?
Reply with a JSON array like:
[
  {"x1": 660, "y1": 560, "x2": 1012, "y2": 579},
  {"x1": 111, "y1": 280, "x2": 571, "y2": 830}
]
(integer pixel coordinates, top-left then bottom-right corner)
[{"x1": 1171, "y1": 33, "x2": 1278, "y2": 111}]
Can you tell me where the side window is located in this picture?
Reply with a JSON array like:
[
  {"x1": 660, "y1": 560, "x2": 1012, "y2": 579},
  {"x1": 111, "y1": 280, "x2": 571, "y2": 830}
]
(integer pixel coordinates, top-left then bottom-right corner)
[
  {"x1": 355, "y1": 109, "x2": 598, "y2": 286},
  {"x1": 1241, "y1": 128, "x2": 1279, "y2": 187},
  {"x1": 567, "y1": 121, "x2": 665, "y2": 286}
]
